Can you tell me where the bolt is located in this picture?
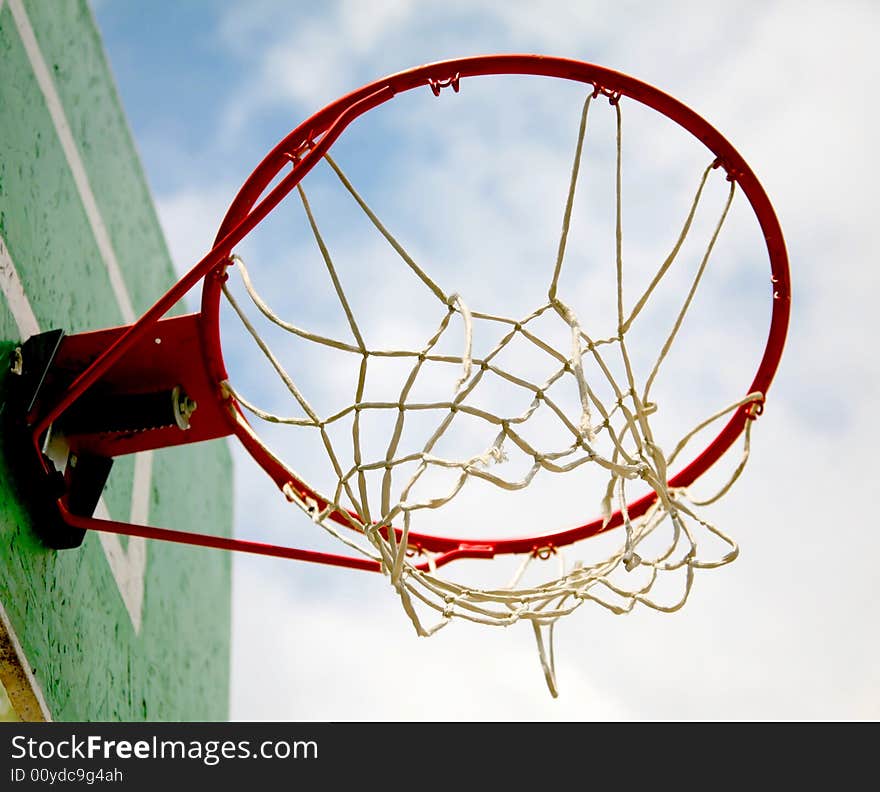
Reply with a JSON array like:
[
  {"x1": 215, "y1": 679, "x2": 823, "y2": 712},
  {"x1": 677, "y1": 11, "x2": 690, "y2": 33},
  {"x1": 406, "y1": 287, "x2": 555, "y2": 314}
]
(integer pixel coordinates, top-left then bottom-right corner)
[
  {"x1": 172, "y1": 386, "x2": 197, "y2": 430},
  {"x1": 10, "y1": 347, "x2": 23, "y2": 375}
]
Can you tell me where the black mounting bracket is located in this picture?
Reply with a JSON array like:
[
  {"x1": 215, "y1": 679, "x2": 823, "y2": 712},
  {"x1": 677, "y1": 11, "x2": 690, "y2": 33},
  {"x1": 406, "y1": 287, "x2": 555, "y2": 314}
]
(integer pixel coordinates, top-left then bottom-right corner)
[{"x1": 4, "y1": 330, "x2": 114, "y2": 550}]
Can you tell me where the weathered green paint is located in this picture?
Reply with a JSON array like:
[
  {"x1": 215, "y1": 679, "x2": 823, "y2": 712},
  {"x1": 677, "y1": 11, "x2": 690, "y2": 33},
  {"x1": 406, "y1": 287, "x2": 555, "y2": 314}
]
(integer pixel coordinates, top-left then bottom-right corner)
[
  {"x1": 22, "y1": 0, "x2": 186, "y2": 318},
  {"x1": 0, "y1": 1, "x2": 232, "y2": 721}
]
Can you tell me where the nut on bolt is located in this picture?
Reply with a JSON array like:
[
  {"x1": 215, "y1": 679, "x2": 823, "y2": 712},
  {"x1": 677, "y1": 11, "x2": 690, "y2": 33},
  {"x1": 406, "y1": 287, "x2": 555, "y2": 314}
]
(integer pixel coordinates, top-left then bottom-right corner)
[
  {"x1": 172, "y1": 385, "x2": 197, "y2": 430},
  {"x1": 10, "y1": 347, "x2": 23, "y2": 375}
]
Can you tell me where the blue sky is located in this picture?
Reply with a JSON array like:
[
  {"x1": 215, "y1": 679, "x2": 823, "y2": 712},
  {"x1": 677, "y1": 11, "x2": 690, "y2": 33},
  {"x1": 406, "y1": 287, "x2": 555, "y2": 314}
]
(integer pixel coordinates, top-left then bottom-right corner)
[{"x1": 91, "y1": 0, "x2": 879, "y2": 720}]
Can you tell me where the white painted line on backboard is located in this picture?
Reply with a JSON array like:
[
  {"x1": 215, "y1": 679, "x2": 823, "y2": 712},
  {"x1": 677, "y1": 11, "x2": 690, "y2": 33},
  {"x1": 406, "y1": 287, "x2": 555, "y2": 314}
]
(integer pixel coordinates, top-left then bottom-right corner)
[
  {"x1": 0, "y1": 233, "x2": 146, "y2": 633},
  {"x1": 0, "y1": 599, "x2": 52, "y2": 722},
  {"x1": 130, "y1": 450, "x2": 154, "y2": 527},
  {"x1": 0, "y1": 237, "x2": 39, "y2": 337},
  {"x1": 100, "y1": 448, "x2": 154, "y2": 633},
  {"x1": 7, "y1": 1, "x2": 151, "y2": 633},
  {"x1": 94, "y1": 505, "x2": 146, "y2": 634},
  {"x1": 8, "y1": 0, "x2": 136, "y2": 324}
]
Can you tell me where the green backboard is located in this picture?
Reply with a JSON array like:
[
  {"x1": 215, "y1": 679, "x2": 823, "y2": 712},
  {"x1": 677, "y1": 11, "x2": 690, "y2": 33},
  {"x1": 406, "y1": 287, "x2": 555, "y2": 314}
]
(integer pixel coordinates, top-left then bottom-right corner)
[{"x1": 0, "y1": 0, "x2": 232, "y2": 721}]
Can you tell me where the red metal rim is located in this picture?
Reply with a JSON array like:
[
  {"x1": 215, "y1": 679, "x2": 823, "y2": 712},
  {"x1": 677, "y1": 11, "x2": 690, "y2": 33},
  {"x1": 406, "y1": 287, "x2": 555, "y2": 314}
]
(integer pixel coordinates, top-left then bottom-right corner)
[{"x1": 200, "y1": 54, "x2": 791, "y2": 557}]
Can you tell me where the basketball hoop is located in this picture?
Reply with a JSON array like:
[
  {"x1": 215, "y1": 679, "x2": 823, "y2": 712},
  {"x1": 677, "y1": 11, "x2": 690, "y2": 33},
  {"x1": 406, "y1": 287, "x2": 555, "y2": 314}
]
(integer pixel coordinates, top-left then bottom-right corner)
[{"x1": 8, "y1": 56, "x2": 790, "y2": 695}]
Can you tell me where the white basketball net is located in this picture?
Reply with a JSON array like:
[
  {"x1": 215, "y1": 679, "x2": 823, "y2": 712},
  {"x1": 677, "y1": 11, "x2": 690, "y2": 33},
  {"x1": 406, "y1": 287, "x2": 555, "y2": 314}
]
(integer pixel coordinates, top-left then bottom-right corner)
[{"x1": 221, "y1": 93, "x2": 763, "y2": 696}]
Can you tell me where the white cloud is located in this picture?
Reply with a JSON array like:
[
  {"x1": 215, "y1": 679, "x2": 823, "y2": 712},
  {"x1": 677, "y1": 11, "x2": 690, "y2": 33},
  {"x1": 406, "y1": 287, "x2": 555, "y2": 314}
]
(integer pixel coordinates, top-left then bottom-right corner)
[
  {"x1": 128, "y1": 0, "x2": 880, "y2": 720},
  {"x1": 155, "y1": 187, "x2": 238, "y2": 278},
  {"x1": 230, "y1": 538, "x2": 639, "y2": 720}
]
